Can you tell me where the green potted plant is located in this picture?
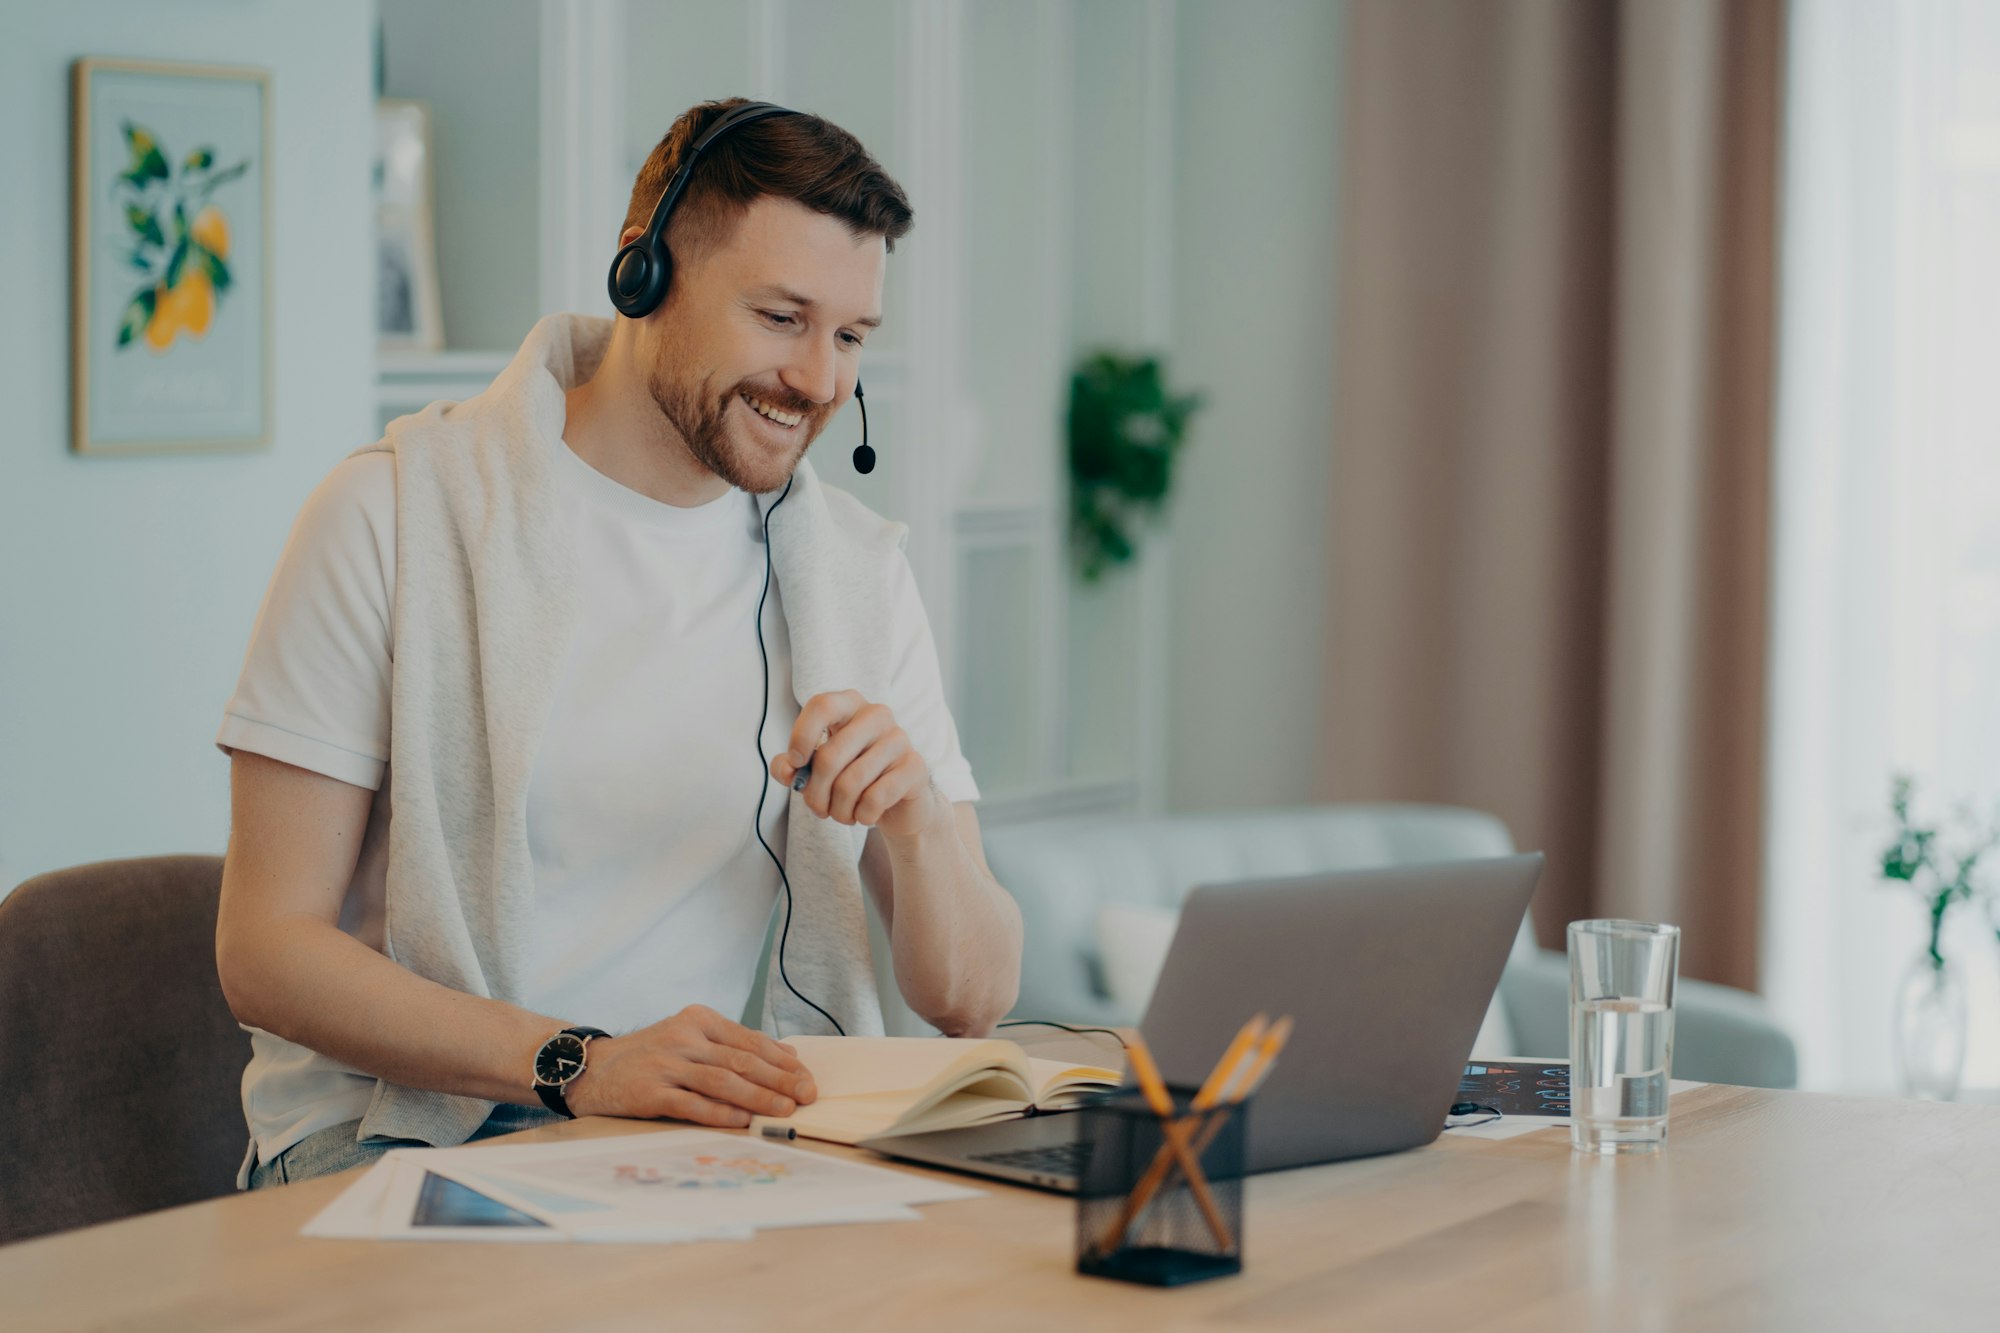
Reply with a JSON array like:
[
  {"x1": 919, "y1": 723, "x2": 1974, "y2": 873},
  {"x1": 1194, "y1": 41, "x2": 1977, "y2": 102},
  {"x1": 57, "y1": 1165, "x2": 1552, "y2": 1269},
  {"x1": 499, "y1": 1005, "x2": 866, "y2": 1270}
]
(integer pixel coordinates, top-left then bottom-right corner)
[
  {"x1": 1067, "y1": 352, "x2": 1203, "y2": 581},
  {"x1": 1877, "y1": 774, "x2": 1998, "y2": 1101}
]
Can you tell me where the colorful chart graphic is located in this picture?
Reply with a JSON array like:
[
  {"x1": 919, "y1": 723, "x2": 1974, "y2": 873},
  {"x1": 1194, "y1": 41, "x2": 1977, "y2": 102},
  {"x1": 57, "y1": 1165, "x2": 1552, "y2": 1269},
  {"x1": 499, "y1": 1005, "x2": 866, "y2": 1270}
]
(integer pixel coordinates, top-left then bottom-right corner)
[
  {"x1": 1459, "y1": 1062, "x2": 1571, "y2": 1117},
  {"x1": 611, "y1": 1153, "x2": 793, "y2": 1190}
]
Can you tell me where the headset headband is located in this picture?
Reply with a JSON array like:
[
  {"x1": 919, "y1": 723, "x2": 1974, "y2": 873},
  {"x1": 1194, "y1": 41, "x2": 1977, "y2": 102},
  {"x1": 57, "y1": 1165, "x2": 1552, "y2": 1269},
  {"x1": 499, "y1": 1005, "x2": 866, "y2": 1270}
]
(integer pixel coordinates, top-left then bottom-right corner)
[
  {"x1": 608, "y1": 101, "x2": 800, "y2": 319},
  {"x1": 633, "y1": 101, "x2": 799, "y2": 263}
]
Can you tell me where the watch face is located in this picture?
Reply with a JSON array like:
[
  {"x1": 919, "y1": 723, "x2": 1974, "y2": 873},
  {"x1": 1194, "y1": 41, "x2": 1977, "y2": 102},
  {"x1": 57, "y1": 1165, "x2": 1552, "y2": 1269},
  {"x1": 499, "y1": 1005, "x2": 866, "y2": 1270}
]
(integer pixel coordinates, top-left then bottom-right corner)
[{"x1": 535, "y1": 1032, "x2": 588, "y2": 1086}]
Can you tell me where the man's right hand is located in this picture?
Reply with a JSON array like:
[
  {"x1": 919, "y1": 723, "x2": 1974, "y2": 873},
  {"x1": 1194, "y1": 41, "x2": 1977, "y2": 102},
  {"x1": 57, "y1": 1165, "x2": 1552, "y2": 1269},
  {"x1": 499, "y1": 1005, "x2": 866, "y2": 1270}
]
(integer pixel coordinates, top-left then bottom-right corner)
[{"x1": 562, "y1": 1005, "x2": 819, "y2": 1127}]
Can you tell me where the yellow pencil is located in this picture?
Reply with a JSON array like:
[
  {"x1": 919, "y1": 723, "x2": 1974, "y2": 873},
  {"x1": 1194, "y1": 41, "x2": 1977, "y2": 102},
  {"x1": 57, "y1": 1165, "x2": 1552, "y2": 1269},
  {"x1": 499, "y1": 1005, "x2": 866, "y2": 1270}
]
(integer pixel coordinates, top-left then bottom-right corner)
[
  {"x1": 1191, "y1": 1014, "x2": 1269, "y2": 1110},
  {"x1": 1221, "y1": 1014, "x2": 1294, "y2": 1104},
  {"x1": 1184, "y1": 1015, "x2": 1295, "y2": 1160},
  {"x1": 1097, "y1": 1016, "x2": 1268, "y2": 1256},
  {"x1": 1105, "y1": 1034, "x2": 1234, "y2": 1253},
  {"x1": 1122, "y1": 1033, "x2": 1178, "y2": 1120}
]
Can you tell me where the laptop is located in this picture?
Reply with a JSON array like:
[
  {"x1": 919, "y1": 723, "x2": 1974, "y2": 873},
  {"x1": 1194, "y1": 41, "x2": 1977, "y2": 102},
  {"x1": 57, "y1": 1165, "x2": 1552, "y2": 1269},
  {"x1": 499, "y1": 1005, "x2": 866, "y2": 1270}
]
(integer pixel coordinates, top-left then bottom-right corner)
[{"x1": 858, "y1": 853, "x2": 1543, "y2": 1192}]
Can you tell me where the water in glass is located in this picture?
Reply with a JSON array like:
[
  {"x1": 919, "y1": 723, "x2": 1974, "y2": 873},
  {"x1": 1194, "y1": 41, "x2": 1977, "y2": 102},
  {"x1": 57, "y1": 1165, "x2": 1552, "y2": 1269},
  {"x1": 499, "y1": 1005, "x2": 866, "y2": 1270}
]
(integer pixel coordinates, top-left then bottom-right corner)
[{"x1": 1571, "y1": 996, "x2": 1673, "y2": 1154}]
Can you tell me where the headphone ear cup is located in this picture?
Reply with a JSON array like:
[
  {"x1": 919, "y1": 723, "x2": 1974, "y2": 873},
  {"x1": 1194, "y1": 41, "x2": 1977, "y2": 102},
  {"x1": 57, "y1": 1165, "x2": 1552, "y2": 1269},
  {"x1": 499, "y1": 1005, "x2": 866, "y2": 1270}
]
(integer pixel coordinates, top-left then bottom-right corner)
[{"x1": 608, "y1": 243, "x2": 671, "y2": 318}]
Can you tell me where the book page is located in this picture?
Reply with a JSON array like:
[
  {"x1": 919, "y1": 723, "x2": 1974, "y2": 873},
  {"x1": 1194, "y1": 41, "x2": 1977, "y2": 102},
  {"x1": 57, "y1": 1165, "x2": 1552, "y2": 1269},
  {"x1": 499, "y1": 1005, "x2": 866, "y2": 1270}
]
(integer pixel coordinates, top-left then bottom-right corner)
[
  {"x1": 756, "y1": 1091, "x2": 922, "y2": 1144},
  {"x1": 783, "y1": 1036, "x2": 1022, "y2": 1098},
  {"x1": 1025, "y1": 1056, "x2": 1122, "y2": 1108},
  {"x1": 759, "y1": 1037, "x2": 1038, "y2": 1143}
]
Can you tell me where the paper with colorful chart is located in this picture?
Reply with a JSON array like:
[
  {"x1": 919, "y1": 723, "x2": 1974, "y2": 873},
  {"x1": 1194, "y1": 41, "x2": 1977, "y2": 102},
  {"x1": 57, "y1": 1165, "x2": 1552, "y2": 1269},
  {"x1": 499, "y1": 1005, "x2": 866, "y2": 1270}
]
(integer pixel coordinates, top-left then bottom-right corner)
[
  {"x1": 1443, "y1": 1059, "x2": 1706, "y2": 1141},
  {"x1": 405, "y1": 1129, "x2": 979, "y2": 1236},
  {"x1": 300, "y1": 1152, "x2": 757, "y2": 1244}
]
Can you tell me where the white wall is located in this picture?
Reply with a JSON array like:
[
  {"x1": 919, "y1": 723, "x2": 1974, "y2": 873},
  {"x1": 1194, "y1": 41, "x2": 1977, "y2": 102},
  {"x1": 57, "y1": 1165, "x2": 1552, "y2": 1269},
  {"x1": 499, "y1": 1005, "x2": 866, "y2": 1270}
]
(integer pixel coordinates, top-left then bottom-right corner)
[
  {"x1": 0, "y1": 1, "x2": 377, "y2": 891},
  {"x1": 1166, "y1": 0, "x2": 1343, "y2": 810}
]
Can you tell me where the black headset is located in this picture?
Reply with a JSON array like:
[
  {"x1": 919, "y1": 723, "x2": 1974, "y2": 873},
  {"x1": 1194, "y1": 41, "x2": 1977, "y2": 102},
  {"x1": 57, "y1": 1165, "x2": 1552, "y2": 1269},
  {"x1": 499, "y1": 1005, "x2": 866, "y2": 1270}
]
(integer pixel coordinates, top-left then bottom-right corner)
[{"x1": 607, "y1": 100, "x2": 873, "y2": 476}]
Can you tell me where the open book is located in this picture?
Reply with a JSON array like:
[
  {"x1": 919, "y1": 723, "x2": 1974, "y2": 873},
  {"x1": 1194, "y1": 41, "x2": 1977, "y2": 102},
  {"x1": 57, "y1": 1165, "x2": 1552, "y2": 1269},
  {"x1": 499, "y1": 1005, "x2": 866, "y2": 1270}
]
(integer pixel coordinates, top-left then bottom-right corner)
[{"x1": 748, "y1": 1036, "x2": 1123, "y2": 1146}]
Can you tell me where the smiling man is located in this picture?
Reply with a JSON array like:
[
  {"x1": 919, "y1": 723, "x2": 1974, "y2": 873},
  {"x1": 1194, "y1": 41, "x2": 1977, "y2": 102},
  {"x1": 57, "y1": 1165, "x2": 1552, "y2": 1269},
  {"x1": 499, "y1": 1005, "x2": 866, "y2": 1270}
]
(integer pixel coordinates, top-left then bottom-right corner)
[{"x1": 212, "y1": 99, "x2": 1023, "y2": 1189}]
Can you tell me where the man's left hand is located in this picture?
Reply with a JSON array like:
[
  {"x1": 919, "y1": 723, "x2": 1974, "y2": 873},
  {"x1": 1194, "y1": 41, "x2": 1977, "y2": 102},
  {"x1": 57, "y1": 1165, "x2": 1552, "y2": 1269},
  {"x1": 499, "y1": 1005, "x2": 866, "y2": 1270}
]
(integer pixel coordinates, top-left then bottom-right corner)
[{"x1": 771, "y1": 690, "x2": 948, "y2": 842}]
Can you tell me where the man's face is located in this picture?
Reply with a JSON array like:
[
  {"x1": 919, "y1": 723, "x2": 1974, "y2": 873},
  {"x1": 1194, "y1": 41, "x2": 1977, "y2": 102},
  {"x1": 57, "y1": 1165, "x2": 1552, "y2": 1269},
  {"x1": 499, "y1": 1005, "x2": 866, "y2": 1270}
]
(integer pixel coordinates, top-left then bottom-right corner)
[{"x1": 645, "y1": 195, "x2": 886, "y2": 494}]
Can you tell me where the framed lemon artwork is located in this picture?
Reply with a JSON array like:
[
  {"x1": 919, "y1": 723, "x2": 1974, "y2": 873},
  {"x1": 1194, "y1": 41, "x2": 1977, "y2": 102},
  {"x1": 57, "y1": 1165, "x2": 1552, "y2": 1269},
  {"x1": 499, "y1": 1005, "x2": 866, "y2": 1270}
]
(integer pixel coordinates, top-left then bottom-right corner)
[{"x1": 70, "y1": 57, "x2": 270, "y2": 455}]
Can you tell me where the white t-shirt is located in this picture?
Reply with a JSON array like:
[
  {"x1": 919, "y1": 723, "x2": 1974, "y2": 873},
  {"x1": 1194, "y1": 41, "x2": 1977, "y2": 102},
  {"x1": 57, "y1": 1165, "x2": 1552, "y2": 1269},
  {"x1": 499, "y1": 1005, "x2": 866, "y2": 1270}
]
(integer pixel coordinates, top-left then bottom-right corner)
[{"x1": 218, "y1": 444, "x2": 977, "y2": 1167}]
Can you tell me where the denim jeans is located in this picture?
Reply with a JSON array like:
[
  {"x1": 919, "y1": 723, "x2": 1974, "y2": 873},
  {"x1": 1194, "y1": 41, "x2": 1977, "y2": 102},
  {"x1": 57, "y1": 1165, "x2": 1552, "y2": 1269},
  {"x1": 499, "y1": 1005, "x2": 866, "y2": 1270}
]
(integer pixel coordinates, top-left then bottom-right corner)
[{"x1": 247, "y1": 1102, "x2": 564, "y2": 1189}]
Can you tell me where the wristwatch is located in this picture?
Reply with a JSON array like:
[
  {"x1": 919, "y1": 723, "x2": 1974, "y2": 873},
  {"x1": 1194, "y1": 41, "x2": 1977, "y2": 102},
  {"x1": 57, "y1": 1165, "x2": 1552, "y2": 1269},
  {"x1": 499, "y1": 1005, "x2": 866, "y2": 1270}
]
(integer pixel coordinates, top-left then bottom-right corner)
[{"x1": 531, "y1": 1025, "x2": 610, "y2": 1118}]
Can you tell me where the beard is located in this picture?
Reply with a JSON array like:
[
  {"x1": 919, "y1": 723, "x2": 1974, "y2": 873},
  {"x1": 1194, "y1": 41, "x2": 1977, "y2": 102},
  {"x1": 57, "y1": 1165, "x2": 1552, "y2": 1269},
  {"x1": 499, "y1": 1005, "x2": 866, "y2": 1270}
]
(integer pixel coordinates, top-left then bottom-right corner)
[{"x1": 646, "y1": 360, "x2": 831, "y2": 496}]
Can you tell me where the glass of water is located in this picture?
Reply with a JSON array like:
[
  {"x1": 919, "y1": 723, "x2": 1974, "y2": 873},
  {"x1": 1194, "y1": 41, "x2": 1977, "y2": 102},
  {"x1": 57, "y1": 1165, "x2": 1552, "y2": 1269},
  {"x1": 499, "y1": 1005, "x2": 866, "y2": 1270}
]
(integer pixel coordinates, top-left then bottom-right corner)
[{"x1": 1568, "y1": 919, "x2": 1679, "y2": 1155}]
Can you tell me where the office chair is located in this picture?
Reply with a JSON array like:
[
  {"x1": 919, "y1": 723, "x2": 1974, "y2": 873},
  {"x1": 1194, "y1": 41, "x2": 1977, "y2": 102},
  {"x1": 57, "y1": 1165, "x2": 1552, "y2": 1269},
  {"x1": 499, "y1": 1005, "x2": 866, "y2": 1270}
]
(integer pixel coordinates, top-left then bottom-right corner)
[{"x1": 0, "y1": 855, "x2": 249, "y2": 1245}]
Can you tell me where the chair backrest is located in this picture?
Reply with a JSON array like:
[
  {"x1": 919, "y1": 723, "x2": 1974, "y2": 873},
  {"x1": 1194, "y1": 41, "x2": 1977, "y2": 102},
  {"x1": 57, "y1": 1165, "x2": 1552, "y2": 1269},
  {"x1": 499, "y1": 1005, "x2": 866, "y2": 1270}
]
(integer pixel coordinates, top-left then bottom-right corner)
[
  {"x1": 0, "y1": 855, "x2": 248, "y2": 1245},
  {"x1": 979, "y1": 803, "x2": 1521, "y2": 1027}
]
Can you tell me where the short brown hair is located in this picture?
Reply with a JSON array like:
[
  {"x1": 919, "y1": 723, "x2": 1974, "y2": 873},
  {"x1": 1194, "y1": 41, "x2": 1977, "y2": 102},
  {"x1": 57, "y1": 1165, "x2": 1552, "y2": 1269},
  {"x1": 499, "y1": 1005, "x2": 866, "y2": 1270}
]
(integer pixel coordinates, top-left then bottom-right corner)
[{"x1": 623, "y1": 99, "x2": 913, "y2": 277}]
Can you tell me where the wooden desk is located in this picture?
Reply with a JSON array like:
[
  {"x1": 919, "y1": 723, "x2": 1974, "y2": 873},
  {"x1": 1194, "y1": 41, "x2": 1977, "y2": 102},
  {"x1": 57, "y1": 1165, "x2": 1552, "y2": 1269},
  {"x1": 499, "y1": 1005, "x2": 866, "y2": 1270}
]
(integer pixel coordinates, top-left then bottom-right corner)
[{"x1": 7, "y1": 1082, "x2": 2000, "y2": 1332}]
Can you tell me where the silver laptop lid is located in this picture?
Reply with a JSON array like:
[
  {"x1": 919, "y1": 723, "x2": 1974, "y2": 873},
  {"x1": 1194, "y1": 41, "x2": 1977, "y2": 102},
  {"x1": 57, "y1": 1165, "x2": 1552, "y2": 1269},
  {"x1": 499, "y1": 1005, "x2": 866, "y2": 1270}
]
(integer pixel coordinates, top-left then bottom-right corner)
[{"x1": 1138, "y1": 853, "x2": 1544, "y2": 1172}]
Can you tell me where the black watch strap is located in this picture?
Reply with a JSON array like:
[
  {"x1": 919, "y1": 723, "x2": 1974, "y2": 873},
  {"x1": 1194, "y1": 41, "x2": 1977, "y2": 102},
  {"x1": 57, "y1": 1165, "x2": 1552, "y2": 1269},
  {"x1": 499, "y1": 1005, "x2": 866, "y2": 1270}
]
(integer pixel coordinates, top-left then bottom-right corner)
[{"x1": 533, "y1": 1025, "x2": 610, "y2": 1119}]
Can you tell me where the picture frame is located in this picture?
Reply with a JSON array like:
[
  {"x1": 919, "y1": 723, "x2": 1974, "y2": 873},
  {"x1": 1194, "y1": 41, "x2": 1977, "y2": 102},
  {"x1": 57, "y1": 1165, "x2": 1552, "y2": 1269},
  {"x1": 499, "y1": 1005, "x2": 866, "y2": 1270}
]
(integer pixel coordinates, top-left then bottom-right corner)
[
  {"x1": 70, "y1": 56, "x2": 271, "y2": 455},
  {"x1": 374, "y1": 97, "x2": 445, "y2": 356}
]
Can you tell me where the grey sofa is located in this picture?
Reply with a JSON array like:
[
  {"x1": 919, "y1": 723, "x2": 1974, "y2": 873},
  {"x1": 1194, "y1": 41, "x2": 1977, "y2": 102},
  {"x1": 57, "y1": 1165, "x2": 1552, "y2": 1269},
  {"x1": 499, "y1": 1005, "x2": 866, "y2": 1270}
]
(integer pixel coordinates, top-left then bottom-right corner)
[{"x1": 953, "y1": 804, "x2": 1796, "y2": 1090}]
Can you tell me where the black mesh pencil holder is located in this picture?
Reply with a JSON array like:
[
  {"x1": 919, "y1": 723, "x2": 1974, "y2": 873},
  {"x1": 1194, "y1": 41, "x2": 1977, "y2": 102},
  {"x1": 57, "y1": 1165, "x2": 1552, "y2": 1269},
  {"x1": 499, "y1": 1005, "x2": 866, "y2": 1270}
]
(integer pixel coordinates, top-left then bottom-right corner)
[{"x1": 1074, "y1": 1087, "x2": 1248, "y2": 1287}]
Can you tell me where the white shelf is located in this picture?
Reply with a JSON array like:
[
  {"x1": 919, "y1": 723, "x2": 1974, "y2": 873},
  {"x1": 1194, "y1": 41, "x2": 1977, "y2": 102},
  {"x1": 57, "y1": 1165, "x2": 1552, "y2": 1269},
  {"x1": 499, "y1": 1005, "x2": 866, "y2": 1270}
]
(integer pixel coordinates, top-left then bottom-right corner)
[
  {"x1": 378, "y1": 349, "x2": 515, "y2": 379},
  {"x1": 375, "y1": 349, "x2": 514, "y2": 413}
]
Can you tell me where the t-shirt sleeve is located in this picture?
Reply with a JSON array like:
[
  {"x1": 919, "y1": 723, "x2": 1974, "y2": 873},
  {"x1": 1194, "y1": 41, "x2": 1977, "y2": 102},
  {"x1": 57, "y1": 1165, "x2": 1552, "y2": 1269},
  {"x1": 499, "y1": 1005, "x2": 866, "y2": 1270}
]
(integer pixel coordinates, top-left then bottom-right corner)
[
  {"x1": 216, "y1": 453, "x2": 397, "y2": 791},
  {"x1": 884, "y1": 550, "x2": 980, "y2": 805}
]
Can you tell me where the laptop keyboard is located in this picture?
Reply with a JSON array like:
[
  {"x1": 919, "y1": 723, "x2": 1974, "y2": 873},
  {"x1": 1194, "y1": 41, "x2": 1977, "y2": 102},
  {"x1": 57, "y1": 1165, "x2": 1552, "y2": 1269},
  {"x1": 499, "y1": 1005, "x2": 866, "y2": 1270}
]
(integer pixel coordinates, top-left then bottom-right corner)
[{"x1": 968, "y1": 1140, "x2": 1093, "y2": 1177}]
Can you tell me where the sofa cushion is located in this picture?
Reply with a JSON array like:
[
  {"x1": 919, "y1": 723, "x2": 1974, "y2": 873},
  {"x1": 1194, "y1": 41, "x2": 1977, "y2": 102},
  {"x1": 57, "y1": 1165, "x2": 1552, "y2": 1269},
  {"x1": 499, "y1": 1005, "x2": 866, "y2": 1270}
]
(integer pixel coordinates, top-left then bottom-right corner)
[{"x1": 1095, "y1": 901, "x2": 1182, "y2": 1017}]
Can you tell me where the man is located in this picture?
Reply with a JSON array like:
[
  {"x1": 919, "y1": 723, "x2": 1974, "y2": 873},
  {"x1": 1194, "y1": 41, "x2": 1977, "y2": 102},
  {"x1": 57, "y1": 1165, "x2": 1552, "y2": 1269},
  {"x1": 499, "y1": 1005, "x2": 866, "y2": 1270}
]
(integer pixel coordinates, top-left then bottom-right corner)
[{"x1": 214, "y1": 99, "x2": 1023, "y2": 1188}]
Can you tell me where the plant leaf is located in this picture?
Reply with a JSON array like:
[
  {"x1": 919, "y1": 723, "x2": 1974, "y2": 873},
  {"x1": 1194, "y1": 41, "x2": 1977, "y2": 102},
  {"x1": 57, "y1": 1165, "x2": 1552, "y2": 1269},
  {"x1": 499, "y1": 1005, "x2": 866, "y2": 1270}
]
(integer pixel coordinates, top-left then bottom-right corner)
[
  {"x1": 165, "y1": 236, "x2": 189, "y2": 289},
  {"x1": 1066, "y1": 349, "x2": 1206, "y2": 578},
  {"x1": 120, "y1": 121, "x2": 168, "y2": 185},
  {"x1": 124, "y1": 204, "x2": 163, "y2": 249},
  {"x1": 200, "y1": 247, "x2": 231, "y2": 293},
  {"x1": 197, "y1": 160, "x2": 251, "y2": 199},
  {"x1": 184, "y1": 146, "x2": 214, "y2": 171},
  {"x1": 116, "y1": 286, "x2": 156, "y2": 348}
]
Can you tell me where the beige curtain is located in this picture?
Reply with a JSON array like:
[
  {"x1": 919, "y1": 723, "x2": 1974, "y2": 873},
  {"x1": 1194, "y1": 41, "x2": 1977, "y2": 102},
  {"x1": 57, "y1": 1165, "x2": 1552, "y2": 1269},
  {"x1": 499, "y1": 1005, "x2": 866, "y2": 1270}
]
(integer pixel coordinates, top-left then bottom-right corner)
[{"x1": 1322, "y1": 0, "x2": 1783, "y2": 990}]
